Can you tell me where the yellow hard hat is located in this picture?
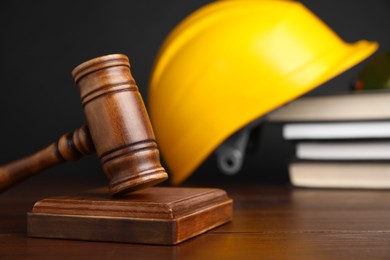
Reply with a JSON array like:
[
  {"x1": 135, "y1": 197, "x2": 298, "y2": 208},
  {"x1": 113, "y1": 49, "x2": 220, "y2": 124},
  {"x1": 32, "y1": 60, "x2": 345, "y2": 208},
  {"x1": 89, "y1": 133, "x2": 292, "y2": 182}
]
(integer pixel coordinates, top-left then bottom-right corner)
[{"x1": 148, "y1": 0, "x2": 378, "y2": 185}]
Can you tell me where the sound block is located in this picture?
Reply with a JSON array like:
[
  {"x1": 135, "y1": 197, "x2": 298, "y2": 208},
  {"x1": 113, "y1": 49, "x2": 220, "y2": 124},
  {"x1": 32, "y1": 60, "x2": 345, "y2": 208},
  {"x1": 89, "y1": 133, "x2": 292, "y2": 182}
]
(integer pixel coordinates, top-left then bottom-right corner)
[{"x1": 27, "y1": 187, "x2": 233, "y2": 245}]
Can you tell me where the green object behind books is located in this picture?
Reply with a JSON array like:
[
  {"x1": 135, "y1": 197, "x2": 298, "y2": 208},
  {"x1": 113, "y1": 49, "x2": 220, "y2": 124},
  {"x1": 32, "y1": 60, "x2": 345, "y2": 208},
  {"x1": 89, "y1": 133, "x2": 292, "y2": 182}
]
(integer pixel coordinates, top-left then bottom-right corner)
[{"x1": 355, "y1": 50, "x2": 390, "y2": 90}]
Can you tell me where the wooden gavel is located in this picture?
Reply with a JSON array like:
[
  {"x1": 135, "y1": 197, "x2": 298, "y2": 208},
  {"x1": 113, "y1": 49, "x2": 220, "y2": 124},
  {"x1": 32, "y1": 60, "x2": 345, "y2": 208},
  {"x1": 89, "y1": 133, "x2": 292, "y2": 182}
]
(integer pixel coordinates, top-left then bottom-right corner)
[{"x1": 0, "y1": 54, "x2": 168, "y2": 195}]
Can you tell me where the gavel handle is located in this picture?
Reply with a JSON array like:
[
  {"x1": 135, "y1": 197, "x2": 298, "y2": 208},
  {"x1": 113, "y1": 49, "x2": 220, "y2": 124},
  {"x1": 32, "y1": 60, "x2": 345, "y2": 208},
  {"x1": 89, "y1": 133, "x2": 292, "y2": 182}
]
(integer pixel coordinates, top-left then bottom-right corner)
[{"x1": 0, "y1": 125, "x2": 95, "y2": 193}]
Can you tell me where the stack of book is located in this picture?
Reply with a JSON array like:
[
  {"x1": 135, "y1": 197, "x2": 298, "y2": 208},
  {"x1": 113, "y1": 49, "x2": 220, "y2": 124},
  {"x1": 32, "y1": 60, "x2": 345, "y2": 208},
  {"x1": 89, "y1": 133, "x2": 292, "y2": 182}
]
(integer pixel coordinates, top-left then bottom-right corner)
[{"x1": 267, "y1": 90, "x2": 390, "y2": 189}]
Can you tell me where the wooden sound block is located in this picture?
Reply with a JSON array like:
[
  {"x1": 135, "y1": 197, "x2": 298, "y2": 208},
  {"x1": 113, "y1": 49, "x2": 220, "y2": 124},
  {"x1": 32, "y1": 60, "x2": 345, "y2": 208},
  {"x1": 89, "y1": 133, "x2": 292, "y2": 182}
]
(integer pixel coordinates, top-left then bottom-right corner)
[{"x1": 27, "y1": 187, "x2": 233, "y2": 245}]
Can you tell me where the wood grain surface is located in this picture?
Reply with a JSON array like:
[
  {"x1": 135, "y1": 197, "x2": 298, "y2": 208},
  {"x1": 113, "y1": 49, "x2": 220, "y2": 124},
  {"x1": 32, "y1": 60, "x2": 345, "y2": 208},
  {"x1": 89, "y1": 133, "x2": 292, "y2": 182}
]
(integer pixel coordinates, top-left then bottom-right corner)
[
  {"x1": 1, "y1": 182, "x2": 390, "y2": 259},
  {"x1": 27, "y1": 187, "x2": 233, "y2": 245}
]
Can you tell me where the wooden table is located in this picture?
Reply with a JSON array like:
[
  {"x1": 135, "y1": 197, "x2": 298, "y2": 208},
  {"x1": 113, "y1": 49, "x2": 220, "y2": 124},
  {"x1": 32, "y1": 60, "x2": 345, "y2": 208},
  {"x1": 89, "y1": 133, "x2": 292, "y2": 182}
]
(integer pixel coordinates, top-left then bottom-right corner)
[{"x1": 1, "y1": 179, "x2": 390, "y2": 259}]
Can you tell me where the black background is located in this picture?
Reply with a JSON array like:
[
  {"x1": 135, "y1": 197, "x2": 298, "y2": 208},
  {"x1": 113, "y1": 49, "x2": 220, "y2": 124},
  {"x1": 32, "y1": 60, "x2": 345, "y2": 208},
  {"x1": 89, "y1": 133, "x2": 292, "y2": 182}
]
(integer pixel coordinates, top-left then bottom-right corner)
[{"x1": 0, "y1": 0, "x2": 389, "y2": 191}]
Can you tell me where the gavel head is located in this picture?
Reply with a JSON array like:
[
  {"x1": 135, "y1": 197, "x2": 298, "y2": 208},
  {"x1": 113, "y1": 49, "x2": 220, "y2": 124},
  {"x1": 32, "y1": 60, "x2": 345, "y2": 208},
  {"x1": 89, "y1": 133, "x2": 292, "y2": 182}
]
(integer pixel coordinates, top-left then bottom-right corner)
[{"x1": 72, "y1": 54, "x2": 168, "y2": 196}]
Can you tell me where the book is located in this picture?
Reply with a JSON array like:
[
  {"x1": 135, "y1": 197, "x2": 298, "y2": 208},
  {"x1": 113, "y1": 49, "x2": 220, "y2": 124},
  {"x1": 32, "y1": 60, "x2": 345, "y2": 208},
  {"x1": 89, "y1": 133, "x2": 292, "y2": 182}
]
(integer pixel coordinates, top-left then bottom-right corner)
[
  {"x1": 289, "y1": 162, "x2": 390, "y2": 189},
  {"x1": 283, "y1": 121, "x2": 390, "y2": 140},
  {"x1": 296, "y1": 141, "x2": 390, "y2": 160},
  {"x1": 267, "y1": 90, "x2": 390, "y2": 189},
  {"x1": 267, "y1": 90, "x2": 390, "y2": 122}
]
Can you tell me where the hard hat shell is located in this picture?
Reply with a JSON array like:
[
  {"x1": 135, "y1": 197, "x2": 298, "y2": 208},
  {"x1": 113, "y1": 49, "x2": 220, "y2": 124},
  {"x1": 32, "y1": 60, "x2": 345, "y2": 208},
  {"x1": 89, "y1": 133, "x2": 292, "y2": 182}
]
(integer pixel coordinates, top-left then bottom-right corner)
[{"x1": 149, "y1": 0, "x2": 378, "y2": 185}]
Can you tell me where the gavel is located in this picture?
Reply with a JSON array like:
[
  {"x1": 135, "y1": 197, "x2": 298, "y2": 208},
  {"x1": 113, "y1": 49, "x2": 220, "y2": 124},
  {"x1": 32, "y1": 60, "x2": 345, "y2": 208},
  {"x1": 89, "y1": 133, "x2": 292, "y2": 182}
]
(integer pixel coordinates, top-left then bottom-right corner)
[{"x1": 0, "y1": 54, "x2": 168, "y2": 196}]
